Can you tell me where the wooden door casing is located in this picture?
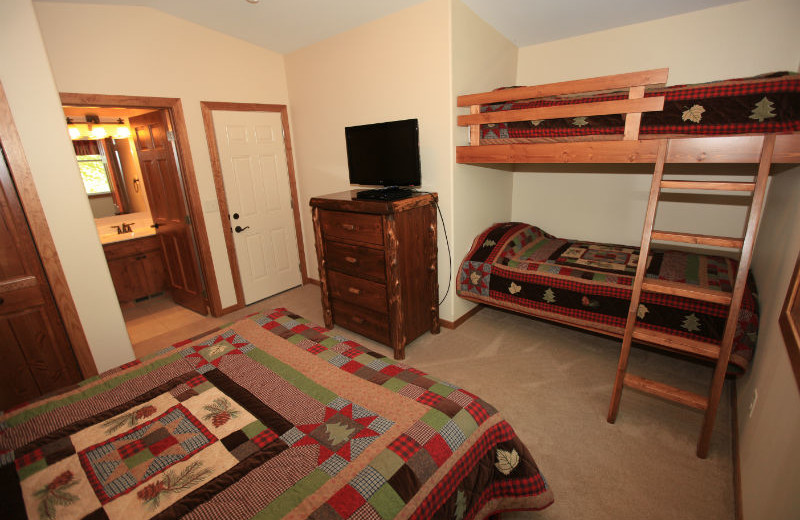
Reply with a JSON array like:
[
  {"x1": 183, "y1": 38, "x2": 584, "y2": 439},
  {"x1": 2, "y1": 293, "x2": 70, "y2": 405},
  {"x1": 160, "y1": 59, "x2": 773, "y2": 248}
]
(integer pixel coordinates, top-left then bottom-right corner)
[
  {"x1": 0, "y1": 148, "x2": 83, "y2": 409},
  {"x1": 129, "y1": 110, "x2": 207, "y2": 315}
]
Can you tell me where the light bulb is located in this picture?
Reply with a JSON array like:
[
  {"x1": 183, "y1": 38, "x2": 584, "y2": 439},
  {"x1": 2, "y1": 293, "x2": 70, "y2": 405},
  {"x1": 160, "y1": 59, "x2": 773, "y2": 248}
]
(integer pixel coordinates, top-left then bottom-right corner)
[
  {"x1": 68, "y1": 126, "x2": 81, "y2": 139},
  {"x1": 90, "y1": 126, "x2": 107, "y2": 139},
  {"x1": 114, "y1": 126, "x2": 131, "y2": 139}
]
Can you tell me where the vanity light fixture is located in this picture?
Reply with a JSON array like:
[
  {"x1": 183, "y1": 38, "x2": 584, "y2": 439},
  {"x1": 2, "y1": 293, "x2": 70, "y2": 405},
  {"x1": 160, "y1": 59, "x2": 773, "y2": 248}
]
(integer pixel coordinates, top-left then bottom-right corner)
[{"x1": 66, "y1": 116, "x2": 132, "y2": 140}]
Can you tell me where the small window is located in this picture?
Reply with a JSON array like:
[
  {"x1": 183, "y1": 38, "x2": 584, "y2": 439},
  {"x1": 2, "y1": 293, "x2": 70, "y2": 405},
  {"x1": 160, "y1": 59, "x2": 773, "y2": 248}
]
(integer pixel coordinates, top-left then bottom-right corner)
[{"x1": 76, "y1": 154, "x2": 112, "y2": 195}]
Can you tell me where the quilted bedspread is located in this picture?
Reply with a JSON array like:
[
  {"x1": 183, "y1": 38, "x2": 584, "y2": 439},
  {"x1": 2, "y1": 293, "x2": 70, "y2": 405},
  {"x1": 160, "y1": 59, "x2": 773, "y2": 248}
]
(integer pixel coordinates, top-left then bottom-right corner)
[
  {"x1": 480, "y1": 72, "x2": 800, "y2": 141},
  {"x1": 458, "y1": 223, "x2": 758, "y2": 373},
  {"x1": 0, "y1": 309, "x2": 552, "y2": 519}
]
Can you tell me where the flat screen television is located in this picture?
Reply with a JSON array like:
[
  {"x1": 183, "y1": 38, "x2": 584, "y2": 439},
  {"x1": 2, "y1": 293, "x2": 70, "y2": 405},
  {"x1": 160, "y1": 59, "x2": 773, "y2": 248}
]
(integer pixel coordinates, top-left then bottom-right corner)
[{"x1": 345, "y1": 118, "x2": 421, "y2": 187}]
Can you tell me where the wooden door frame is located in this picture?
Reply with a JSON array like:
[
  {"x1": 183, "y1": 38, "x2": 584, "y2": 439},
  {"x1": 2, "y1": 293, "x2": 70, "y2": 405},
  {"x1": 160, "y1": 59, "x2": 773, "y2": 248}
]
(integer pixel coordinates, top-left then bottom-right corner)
[
  {"x1": 0, "y1": 84, "x2": 98, "y2": 378},
  {"x1": 200, "y1": 101, "x2": 308, "y2": 313},
  {"x1": 61, "y1": 93, "x2": 223, "y2": 315}
]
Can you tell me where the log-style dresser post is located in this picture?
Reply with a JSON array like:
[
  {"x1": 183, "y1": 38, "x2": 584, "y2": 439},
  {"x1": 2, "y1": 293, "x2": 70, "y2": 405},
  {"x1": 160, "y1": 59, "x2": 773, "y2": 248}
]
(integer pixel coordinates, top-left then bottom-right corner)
[{"x1": 310, "y1": 191, "x2": 439, "y2": 359}]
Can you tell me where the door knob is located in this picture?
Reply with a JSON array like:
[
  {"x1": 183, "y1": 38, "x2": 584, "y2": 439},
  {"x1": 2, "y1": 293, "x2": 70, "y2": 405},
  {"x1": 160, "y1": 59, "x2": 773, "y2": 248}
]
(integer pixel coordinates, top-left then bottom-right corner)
[{"x1": 234, "y1": 225, "x2": 250, "y2": 233}]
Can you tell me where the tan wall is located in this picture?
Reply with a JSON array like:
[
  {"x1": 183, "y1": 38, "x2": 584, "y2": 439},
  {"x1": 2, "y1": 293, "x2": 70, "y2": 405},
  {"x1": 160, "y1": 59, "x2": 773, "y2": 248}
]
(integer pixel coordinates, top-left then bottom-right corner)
[
  {"x1": 742, "y1": 167, "x2": 800, "y2": 519},
  {"x1": 513, "y1": 1, "x2": 800, "y2": 518},
  {"x1": 34, "y1": 1, "x2": 291, "y2": 309},
  {"x1": 451, "y1": 0, "x2": 517, "y2": 318},
  {"x1": 285, "y1": 0, "x2": 456, "y2": 318},
  {"x1": 0, "y1": 0, "x2": 134, "y2": 371},
  {"x1": 512, "y1": 0, "x2": 800, "y2": 246}
]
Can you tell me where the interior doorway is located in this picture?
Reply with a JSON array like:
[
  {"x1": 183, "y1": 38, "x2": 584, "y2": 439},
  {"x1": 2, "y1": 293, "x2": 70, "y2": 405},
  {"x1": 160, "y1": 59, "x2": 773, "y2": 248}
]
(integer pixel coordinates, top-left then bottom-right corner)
[{"x1": 60, "y1": 94, "x2": 223, "y2": 335}]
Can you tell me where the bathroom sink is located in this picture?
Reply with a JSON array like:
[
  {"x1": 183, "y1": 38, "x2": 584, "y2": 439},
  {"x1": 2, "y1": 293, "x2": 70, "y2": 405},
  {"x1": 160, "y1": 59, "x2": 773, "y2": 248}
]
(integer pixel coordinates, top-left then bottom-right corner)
[{"x1": 99, "y1": 229, "x2": 156, "y2": 244}]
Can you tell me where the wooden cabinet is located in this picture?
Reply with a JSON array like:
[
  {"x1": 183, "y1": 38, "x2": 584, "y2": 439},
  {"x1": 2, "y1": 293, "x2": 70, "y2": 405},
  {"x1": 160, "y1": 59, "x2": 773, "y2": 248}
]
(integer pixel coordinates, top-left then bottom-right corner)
[
  {"x1": 310, "y1": 191, "x2": 439, "y2": 359},
  {"x1": 103, "y1": 235, "x2": 166, "y2": 303}
]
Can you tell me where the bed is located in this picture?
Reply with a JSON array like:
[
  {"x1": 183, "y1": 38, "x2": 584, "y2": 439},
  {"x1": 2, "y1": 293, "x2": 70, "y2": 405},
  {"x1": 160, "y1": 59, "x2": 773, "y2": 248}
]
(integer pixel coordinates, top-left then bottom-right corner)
[
  {"x1": 0, "y1": 309, "x2": 553, "y2": 519},
  {"x1": 457, "y1": 222, "x2": 758, "y2": 373},
  {"x1": 455, "y1": 67, "x2": 800, "y2": 458}
]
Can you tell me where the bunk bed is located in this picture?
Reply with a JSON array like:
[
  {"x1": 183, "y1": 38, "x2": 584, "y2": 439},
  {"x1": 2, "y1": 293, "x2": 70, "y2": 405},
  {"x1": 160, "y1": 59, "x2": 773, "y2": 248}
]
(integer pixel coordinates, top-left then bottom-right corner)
[{"x1": 455, "y1": 68, "x2": 800, "y2": 458}]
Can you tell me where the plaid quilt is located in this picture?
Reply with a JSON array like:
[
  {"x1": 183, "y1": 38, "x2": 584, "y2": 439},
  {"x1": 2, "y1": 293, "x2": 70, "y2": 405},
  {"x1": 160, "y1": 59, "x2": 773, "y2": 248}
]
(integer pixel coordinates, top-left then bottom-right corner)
[
  {"x1": 480, "y1": 72, "x2": 800, "y2": 141},
  {"x1": 0, "y1": 309, "x2": 552, "y2": 519},
  {"x1": 457, "y1": 223, "x2": 758, "y2": 373}
]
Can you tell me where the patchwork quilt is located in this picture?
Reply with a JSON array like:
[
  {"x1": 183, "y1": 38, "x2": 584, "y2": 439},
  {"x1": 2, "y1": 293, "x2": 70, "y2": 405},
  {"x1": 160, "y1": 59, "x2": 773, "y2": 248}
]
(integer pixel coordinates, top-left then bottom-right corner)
[
  {"x1": 458, "y1": 223, "x2": 758, "y2": 373},
  {"x1": 479, "y1": 72, "x2": 800, "y2": 141},
  {"x1": 0, "y1": 309, "x2": 552, "y2": 519}
]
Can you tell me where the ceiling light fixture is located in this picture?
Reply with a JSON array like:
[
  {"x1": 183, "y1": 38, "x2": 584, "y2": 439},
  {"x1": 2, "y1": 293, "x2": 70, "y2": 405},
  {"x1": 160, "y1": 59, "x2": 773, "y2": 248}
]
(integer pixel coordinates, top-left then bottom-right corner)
[{"x1": 246, "y1": 0, "x2": 259, "y2": 4}]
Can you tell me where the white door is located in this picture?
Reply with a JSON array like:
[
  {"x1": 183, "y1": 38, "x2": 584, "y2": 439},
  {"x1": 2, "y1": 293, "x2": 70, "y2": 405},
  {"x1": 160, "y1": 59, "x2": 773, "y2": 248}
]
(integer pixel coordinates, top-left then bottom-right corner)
[{"x1": 212, "y1": 110, "x2": 302, "y2": 304}]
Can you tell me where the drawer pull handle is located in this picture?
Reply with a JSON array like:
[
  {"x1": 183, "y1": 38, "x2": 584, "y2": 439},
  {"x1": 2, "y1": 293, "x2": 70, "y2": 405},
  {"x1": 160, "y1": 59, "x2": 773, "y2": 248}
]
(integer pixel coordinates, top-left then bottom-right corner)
[
  {"x1": 341, "y1": 224, "x2": 356, "y2": 231},
  {"x1": 352, "y1": 316, "x2": 365, "y2": 324},
  {"x1": 344, "y1": 256, "x2": 358, "y2": 264},
  {"x1": 348, "y1": 287, "x2": 361, "y2": 295}
]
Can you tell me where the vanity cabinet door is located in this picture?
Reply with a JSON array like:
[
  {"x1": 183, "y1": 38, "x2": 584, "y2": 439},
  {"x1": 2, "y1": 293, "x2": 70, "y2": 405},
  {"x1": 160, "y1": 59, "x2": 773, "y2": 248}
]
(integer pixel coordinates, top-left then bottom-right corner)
[{"x1": 104, "y1": 237, "x2": 167, "y2": 303}]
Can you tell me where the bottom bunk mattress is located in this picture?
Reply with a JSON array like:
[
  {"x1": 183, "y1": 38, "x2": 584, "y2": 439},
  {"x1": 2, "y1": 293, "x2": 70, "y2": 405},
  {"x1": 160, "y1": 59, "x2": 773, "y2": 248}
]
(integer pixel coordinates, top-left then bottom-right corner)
[
  {"x1": 0, "y1": 308, "x2": 552, "y2": 519},
  {"x1": 457, "y1": 223, "x2": 758, "y2": 373}
]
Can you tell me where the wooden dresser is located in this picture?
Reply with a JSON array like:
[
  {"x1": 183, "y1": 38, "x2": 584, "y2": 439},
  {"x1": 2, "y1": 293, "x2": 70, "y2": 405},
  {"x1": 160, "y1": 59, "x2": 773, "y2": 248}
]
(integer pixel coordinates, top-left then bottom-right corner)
[{"x1": 310, "y1": 191, "x2": 439, "y2": 359}]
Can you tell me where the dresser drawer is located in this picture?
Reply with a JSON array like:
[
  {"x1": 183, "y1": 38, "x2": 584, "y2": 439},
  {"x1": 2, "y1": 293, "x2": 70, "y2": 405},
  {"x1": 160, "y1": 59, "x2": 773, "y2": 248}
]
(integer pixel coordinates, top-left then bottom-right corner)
[
  {"x1": 321, "y1": 210, "x2": 383, "y2": 246},
  {"x1": 328, "y1": 270, "x2": 388, "y2": 314},
  {"x1": 325, "y1": 241, "x2": 386, "y2": 281},
  {"x1": 332, "y1": 299, "x2": 390, "y2": 345}
]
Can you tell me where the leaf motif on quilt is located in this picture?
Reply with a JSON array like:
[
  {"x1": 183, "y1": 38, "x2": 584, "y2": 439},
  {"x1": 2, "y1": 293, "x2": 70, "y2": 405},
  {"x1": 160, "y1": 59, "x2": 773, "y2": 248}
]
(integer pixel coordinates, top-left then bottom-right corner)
[
  {"x1": 454, "y1": 489, "x2": 467, "y2": 520},
  {"x1": 530, "y1": 119, "x2": 543, "y2": 126},
  {"x1": 483, "y1": 239, "x2": 496, "y2": 248},
  {"x1": 581, "y1": 296, "x2": 600, "y2": 308},
  {"x1": 681, "y1": 104, "x2": 705, "y2": 123},
  {"x1": 572, "y1": 116, "x2": 589, "y2": 127},
  {"x1": 637, "y1": 304, "x2": 649, "y2": 320},
  {"x1": 681, "y1": 313, "x2": 701, "y2": 333},
  {"x1": 33, "y1": 470, "x2": 78, "y2": 520},
  {"x1": 509, "y1": 282, "x2": 521, "y2": 295},
  {"x1": 202, "y1": 397, "x2": 240, "y2": 428},
  {"x1": 542, "y1": 288, "x2": 556, "y2": 303},
  {"x1": 102, "y1": 405, "x2": 157, "y2": 434},
  {"x1": 137, "y1": 461, "x2": 213, "y2": 509},
  {"x1": 749, "y1": 97, "x2": 776, "y2": 122},
  {"x1": 495, "y1": 448, "x2": 520, "y2": 476}
]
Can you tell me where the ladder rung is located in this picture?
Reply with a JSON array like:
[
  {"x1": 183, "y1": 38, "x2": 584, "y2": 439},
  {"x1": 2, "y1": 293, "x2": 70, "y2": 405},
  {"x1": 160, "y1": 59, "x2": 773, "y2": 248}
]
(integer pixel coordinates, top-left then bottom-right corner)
[
  {"x1": 623, "y1": 373, "x2": 709, "y2": 410},
  {"x1": 632, "y1": 327, "x2": 720, "y2": 360},
  {"x1": 651, "y1": 230, "x2": 744, "y2": 249},
  {"x1": 641, "y1": 279, "x2": 732, "y2": 305},
  {"x1": 660, "y1": 180, "x2": 755, "y2": 192}
]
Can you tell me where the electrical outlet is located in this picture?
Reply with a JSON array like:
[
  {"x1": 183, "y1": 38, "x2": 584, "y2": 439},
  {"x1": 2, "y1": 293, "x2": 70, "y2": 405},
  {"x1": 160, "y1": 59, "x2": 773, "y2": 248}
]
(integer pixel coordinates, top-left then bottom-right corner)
[{"x1": 748, "y1": 389, "x2": 759, "y2": 418}]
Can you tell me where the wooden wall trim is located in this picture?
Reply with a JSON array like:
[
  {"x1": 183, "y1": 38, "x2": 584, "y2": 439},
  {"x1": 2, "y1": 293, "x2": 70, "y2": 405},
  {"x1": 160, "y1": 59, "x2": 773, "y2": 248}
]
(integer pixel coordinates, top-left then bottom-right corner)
[
  {"x1": 60, "y1": 93, "x2": 221, "y2": 316},
  {"x1": 440, "y1": 304, "x2": 483, "y2": 330},
  {"x1": 0, "y1": 84, "x2": 98, "y2": 377},
  {"x1": 200, "y1": 101, "x2": 309, "y2": 313}
]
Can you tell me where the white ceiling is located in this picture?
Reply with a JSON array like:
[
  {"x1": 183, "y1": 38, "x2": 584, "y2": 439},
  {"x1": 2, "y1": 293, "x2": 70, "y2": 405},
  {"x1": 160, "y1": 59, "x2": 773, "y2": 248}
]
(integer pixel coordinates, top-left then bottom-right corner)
[{"x1": 34, "y1": 0, "x2": 745, "y2": 55}]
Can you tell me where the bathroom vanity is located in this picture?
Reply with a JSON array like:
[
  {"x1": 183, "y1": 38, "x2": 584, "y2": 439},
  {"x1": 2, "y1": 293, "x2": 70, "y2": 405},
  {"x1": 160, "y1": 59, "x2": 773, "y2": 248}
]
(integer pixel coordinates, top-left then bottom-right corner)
[{"x1": 103, "y1": 235, "x2": 166, "y2": 302}]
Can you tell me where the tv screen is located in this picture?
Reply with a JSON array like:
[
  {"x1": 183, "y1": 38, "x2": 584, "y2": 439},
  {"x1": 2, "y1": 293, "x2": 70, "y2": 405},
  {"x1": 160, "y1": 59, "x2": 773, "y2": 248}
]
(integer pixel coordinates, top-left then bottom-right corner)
[{"x1": 345, "y1": 118, "x2": 421, "y2": 187}]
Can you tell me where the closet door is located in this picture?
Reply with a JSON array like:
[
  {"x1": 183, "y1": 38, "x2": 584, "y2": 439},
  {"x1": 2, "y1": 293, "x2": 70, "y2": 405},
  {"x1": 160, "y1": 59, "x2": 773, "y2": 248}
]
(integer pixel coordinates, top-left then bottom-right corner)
[{"x1": 0, "y1": 147, "x2": 82, "y2": 410}]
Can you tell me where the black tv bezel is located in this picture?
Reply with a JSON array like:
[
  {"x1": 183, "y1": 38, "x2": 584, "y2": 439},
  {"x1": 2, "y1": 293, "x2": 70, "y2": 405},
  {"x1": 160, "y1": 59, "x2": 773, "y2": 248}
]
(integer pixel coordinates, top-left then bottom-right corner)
[{"x1": 345, "y1": 118, "x2": 421, "y2": 187}]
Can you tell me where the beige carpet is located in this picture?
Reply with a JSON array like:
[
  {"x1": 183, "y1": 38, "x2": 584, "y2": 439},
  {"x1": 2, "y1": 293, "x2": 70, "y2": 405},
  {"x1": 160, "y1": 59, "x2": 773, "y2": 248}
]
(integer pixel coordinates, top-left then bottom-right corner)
[{"x1": 129, "y1": 284, "x2": 735, "y2": 520}]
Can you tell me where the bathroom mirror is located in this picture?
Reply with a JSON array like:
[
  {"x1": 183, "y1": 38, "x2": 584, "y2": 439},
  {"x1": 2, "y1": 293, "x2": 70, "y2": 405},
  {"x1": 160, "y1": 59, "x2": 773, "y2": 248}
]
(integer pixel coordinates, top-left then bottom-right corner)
[{"x1": 63, "y1": 106, "x2": 152, "y2": 219}]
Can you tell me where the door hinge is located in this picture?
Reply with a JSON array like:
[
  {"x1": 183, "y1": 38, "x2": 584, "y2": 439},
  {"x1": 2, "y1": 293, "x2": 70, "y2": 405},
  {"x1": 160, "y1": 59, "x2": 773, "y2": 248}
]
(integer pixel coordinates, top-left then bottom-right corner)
[
  {"x1": 167, "y1": 130, "x2": 176, "y2": 142},
  {"x1": 185, "y1": 215, "x2": 191, "y2": 225}
]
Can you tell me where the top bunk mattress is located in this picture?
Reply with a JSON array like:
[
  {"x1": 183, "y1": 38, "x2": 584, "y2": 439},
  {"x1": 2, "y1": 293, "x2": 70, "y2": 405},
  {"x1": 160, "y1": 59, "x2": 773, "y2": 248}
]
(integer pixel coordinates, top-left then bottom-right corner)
[
  {"x1": 457, "y1": 223, "x2": 758, "y2": 373},
  {"x1": 480, "y1": 72, "x2": 800, "y2": 143}
]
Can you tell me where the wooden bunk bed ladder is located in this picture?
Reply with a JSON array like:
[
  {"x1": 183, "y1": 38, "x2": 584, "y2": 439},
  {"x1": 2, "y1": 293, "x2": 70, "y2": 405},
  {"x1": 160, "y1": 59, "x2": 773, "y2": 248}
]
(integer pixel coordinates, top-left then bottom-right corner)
[{"x1": 607, "y1": 134, "x2": 776, "y2": 459}]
